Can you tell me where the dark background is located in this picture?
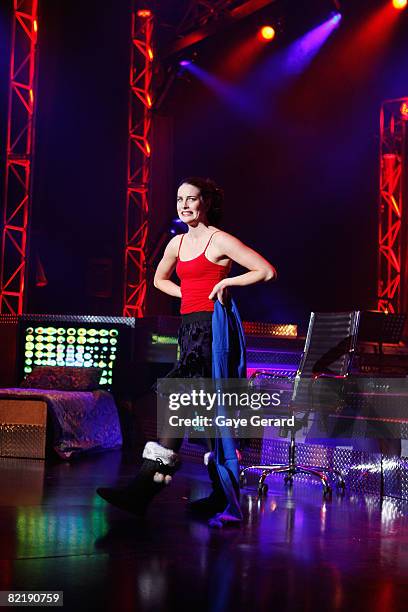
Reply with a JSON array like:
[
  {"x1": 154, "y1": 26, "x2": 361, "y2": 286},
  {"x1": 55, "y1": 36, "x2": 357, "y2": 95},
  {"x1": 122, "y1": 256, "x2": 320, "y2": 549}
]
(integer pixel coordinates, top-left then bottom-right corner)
[{"x1": 1, "y1": 0, "x2": 407, "y2": 329}]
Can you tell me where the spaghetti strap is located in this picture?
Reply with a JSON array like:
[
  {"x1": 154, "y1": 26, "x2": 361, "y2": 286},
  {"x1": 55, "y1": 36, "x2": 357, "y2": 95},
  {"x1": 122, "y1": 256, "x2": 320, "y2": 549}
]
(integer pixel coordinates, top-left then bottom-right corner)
[
  {"x1": 177, "y1": 234, "x2": 185, "y2": 259},
  {"x1": 203, "y1": 231, "x2": 221, "y2": 255}
]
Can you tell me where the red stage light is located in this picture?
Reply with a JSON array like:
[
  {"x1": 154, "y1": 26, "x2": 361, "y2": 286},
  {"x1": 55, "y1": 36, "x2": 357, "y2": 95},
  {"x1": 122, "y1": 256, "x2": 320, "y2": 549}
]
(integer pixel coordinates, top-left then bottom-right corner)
[
  {"x1": 259, "y1": 26, "x2": 275, "y2": 41},
  {"x1": 392, "y1": 0, "x2": 407, "y2": 9},
  {"x1": 147, "y1": 47, "x2": 154, "y2": 61},
  {"x1": 137, "y1": 9, "x2": 152, "y2": 18},
  {"x1": 401, "y1": 102, "x2": 408, "y2": 119}
]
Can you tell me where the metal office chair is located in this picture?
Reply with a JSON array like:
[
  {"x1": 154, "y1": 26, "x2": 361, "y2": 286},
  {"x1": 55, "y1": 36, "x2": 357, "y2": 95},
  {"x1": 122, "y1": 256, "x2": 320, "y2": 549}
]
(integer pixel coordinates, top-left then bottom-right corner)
[{"x1": 240, "y1": 311, "x2": 361, "y2": 497}]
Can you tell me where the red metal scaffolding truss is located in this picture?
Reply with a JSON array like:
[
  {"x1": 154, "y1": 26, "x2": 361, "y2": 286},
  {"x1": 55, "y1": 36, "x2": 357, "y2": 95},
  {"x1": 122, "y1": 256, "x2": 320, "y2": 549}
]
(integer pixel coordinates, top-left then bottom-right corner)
[
  {"x1": 378, "y1": 98, "x2": 408, "y2": 314},
  {"x1": 123, "y1": 7, "x2": 154, "y2": 318},
  {"x1": 0, "y1": 0, "x2": 38, "y2": 315}
]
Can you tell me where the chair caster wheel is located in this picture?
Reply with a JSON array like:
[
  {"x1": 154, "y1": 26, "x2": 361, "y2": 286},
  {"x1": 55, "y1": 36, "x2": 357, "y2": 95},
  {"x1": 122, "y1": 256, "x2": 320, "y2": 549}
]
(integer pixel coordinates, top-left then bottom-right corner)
[
  {"x1": 323, "y1": 485, "x2": 332, "y2": 498},
  {"x1": 239, "y1": 474, "x2": 247, "y2": 488},
  {"x1": 258, "y1": 483, "x2": 268, "y2": 496},
  {"x1": 284, "y1": 476, "x2": 293, "y2": 487}
]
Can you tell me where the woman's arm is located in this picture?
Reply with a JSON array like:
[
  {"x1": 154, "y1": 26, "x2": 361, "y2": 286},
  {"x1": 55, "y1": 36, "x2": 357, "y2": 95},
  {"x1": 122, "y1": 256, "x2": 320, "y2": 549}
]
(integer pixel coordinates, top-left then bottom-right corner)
[
  {"x1": 208, "y1": 232, "x2": 276, "y2": 303},
  {"x1": 153, "y1": 236, "x2": 182, "y2": 299}
]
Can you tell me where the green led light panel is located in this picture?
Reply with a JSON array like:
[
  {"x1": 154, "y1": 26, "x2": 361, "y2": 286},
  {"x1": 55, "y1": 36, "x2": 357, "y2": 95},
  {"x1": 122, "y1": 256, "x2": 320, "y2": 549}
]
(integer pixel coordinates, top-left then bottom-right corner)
[{"x1": 23, "y1": 325, "x2": 120, "y2": 386}]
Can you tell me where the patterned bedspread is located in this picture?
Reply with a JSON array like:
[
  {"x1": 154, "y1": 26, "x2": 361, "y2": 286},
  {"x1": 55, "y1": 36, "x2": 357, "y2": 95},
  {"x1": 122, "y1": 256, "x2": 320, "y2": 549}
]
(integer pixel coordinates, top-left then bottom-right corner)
[{"x1": 0, "y1": 388, "x2": 122, "y2": 459}]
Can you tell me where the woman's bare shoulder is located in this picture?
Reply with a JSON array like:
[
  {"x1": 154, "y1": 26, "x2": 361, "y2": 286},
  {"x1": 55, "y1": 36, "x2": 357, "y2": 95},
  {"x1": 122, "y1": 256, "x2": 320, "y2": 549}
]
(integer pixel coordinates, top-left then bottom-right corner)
[
  {"x1": 164, "y1": 234, "x2": 183, "y2": 256},
  {"x1": 212, "y1": 229, "x2": 242, "y2": 246}
]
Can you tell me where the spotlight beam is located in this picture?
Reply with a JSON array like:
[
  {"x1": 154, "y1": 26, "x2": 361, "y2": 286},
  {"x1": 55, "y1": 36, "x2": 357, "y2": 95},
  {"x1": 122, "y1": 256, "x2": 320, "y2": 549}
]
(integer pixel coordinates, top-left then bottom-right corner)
[{"x1": 164, "y1": 0, "x2": 277, "y2": 58}]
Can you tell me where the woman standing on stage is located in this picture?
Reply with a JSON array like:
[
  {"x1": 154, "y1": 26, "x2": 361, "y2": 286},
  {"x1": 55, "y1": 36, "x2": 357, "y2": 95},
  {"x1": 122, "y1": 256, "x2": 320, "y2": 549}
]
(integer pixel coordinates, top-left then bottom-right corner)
[{"x1": 97, "y1": 177, "x2": 276, "y2": 523}]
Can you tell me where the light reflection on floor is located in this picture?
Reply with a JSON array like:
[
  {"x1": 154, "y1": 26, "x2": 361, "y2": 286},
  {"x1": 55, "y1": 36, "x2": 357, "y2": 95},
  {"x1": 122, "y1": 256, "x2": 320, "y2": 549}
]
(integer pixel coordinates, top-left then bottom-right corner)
[{"x1": 1, "y1": 452, "x2": 408, "y2": 611}]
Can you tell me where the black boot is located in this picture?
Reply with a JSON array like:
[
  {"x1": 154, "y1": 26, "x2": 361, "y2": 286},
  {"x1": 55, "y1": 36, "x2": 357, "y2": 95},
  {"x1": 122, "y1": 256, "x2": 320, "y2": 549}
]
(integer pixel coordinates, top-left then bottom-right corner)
[
  {"x1": 96, "y1": 458, "x2": 166, "y2": 516},
  {"x1": 97, "y1": 441, "x2": 181, "y2": 516},
  {"x1": 188, "y1": 457, "x2": 227, "y2": 518}
]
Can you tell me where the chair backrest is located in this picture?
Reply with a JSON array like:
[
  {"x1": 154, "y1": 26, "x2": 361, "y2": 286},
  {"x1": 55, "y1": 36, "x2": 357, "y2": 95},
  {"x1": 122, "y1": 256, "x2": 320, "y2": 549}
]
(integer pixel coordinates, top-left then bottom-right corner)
[{"x1": 292, "y1": 311, "x2": 360, "y2": 407}]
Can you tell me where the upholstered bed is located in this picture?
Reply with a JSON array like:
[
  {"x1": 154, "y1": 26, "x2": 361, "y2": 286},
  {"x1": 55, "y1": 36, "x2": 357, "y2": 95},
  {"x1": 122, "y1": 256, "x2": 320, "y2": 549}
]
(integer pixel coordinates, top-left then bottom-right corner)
[{"x1": 0, "y1": 387, "x2": 122, "y2": 459}]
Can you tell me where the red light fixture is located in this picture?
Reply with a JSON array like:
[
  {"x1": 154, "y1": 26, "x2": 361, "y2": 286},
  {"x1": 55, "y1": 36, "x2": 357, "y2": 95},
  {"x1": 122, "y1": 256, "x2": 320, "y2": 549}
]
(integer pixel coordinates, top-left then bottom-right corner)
[
  {"x1": 400, "y1": 102, "x2": 408, "y2": 119},
  {"x1": 392, "y1": 0, "x2": 407, "y2": 10},
  {"x1": 137, "y1": 9, "x2": 152, "y2": 18},
  {"x1": 259, "y1": 25, "x2": 276, "y2": 42}
]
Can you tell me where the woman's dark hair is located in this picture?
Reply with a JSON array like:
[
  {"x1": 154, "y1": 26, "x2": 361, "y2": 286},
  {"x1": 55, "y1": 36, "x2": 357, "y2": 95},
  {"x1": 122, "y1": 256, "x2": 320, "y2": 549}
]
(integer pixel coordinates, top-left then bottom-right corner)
[{"x1": 178, "y1": 176, "x2": 223, "y2": 226}]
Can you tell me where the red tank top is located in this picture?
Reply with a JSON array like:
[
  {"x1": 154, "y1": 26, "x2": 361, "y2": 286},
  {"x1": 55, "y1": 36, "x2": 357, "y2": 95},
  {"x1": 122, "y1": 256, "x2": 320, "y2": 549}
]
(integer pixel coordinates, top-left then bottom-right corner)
[{"x1": 176, "y1": 231, "x2": 228, "y2": 314}]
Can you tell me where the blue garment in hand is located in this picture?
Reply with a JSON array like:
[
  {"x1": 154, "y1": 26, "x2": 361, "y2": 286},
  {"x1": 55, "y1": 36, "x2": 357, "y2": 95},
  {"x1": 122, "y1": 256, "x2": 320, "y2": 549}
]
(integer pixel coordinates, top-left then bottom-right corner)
[{"x1": 211, "y1": 298, "x2": 246, "y2": 525}]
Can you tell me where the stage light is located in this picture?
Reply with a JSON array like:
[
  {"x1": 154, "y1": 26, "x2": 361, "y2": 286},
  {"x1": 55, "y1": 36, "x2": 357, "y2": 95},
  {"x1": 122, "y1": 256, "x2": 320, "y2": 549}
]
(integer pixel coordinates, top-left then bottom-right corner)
[
  {"x1": 147, "y1": 47, "x2": 154, "y2": 61},
  {"x1": 179, "y1": 59, "x2": 192, "y2": 67},
  {"x1": 33, "y1": 19, "x2": 38, "y2": 33},
  {"x1": 170, "y1": 217, "x2": 186, "y2": 235},
  {"x1": 401, "y1": 102, "x2": 408, "y2": 119},
  {"x1": 392, "y1": 0, "x2": 407, "y2": 9},
  {"x1": 331, "y1": 12, "x2": 342, "y2": 23},
  {"x1": 259, "y1": 26, "x2": 276, "y2": 42},
  {"x1": 137, "y1": 9, "x2": 152, "y2": 18}
]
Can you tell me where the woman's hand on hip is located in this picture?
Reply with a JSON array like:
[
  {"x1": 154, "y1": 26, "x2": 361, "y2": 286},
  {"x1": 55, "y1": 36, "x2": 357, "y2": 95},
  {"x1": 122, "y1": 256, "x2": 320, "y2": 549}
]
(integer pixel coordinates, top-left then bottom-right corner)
[{"x1": 209, "y1": 279, "x2": 230, "y2": 305}]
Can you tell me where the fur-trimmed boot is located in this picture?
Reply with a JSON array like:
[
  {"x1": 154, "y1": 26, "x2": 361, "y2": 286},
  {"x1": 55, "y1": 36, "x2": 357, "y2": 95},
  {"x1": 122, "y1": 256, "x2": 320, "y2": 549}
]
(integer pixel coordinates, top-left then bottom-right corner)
[
  {"x1": 96, "y1": 442, "x2": 181, "y2": 516},
  {"x1": 187, "y1": 452, "x2": 227, "y2": 518}
]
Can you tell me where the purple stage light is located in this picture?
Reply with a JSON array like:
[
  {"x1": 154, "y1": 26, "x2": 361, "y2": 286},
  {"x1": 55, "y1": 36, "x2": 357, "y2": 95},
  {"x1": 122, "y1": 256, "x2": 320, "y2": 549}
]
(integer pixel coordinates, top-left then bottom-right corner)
[
  {"x1": 170, "y1": 218, "x2": 185, "y2": 235},
  {"x1": 179, "y1": 60, "x2": 192, "y2": 67},
  {"x1": 284, "y1": 13, "x2": 342, "y2": 75},
  {"x1": 178, "y1": 14, "x2": 341, "y2": 123},
  {"x1": 243, "y1": 10, "x2": 342, "y2": 103},
  {"x1": 185, "y1": 63, "x2": 252, "y2": 113}
]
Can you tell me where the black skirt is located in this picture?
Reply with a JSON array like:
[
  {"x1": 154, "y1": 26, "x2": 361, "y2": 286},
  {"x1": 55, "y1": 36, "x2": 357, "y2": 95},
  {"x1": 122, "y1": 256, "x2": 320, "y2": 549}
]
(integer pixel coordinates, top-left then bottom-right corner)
[
  {"x1": 164, "y1": 311, "x2": 213, "y2": 379},
  {"x1": 154, "y1": 312, "x2": 213, "y2": 449}
]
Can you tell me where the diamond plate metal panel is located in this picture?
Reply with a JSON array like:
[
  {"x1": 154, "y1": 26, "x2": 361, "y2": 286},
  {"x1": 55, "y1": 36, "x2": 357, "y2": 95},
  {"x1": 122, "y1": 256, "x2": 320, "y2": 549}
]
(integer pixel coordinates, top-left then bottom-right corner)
[
  {"x1": 246, "y1": 350, "x2": 302, "y2": 365},
  {"x1": 243, "y1": 322, "x2": 297, "y2": 337},
  {"x1": 383, "y1": 456, "x2": 408, "y2": 499},
  {"x1": 20, "y1": 314, "x2": 135, "y2": 326},
  {"x1": 180, "y1": 440, "x2": 210, "y2": 463},
  {"x1": 260, "y1": 438, "x2": 290, "y2": 465},
  {"x1": 0, "y1": 423, "x2": 46, "y2": 459},
  {"x1": 246, "y1": 438, "x2": 384, "y2": 494},
  {"x1": 0, "y1": 315, "x2": 18, "y2": 324},
  {"x1": 345, "y1": 451, "x2": 382, "y2": 494},
  {"x1": 241, "y1": 438, "x2": 263, "y2": 466}
]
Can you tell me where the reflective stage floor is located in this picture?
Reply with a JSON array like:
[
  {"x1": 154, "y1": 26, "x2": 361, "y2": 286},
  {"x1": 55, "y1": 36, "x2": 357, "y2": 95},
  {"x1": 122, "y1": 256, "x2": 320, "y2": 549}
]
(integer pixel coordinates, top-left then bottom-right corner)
[{"x1": 1, "y1": 450, "x2": 408, "y2": 611}]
